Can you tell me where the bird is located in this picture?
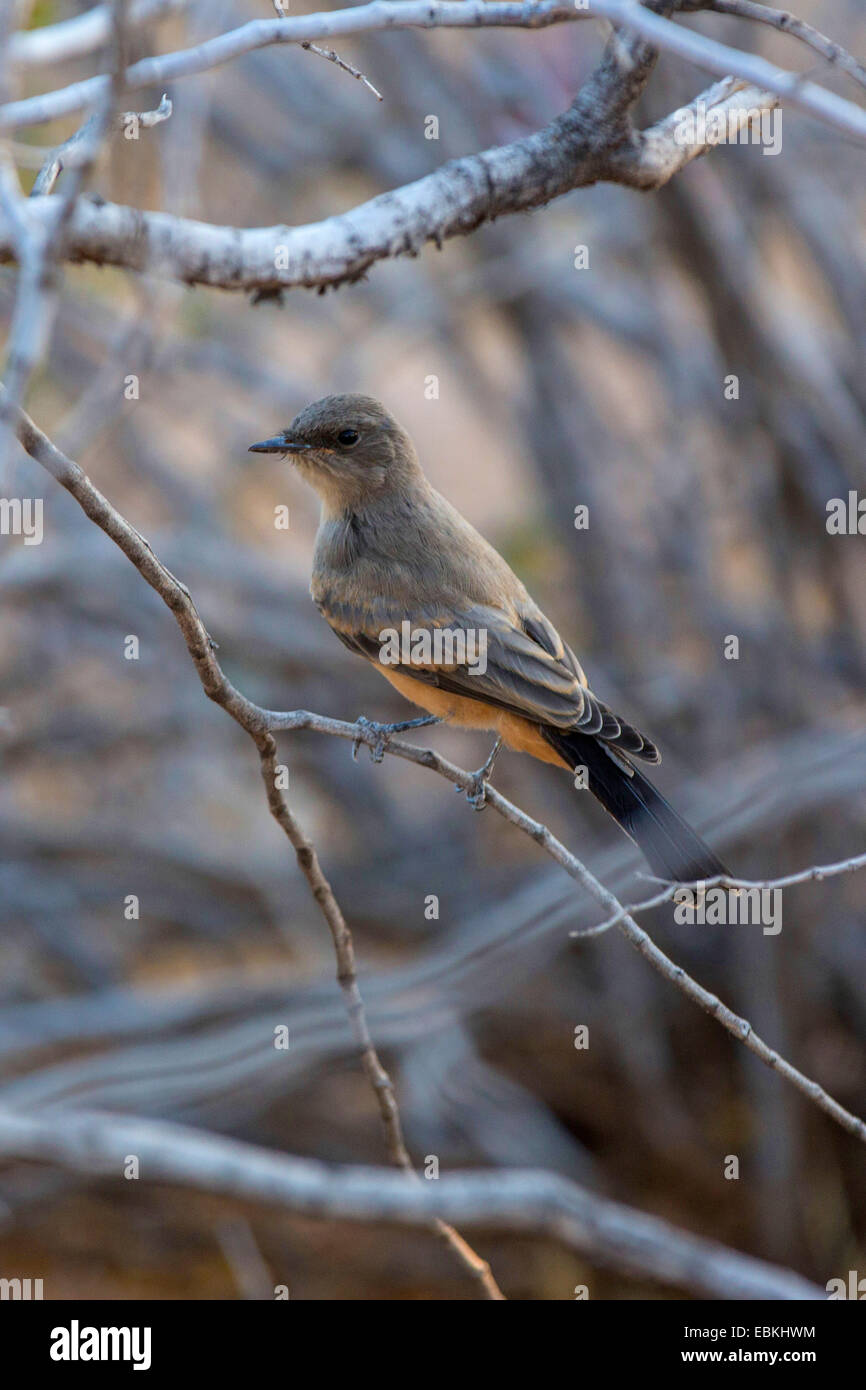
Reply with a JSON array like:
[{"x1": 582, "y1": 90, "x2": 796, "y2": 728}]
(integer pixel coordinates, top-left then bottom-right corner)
[{"x1": 249, "y1": 394, "x2": 729, "y2": 883}]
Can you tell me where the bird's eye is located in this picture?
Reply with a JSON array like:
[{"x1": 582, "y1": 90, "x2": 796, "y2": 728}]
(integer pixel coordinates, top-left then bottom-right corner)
[{"x1": 337, "y1": 428, "x2": 360, "y2": 448}]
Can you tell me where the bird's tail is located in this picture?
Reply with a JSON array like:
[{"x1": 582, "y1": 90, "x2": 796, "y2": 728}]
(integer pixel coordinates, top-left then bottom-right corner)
[{"x1": 542, "y1": 726, "x2": 729, "y2": 882}]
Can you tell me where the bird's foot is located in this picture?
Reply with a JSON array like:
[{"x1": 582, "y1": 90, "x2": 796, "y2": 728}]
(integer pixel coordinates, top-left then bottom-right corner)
[
  {"x1": 459, "y1": 736, "x2": 503, "y2": 811},
  {"x1": 352, "y1": 714, "x2": 441, "y2": 763}
]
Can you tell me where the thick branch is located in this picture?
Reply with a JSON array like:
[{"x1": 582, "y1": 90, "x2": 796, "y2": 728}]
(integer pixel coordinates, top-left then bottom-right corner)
[
  {"x1": 8, "y1": 0, "x2": 857, "y2": 293},
  {"x1": 0, "y1": 79, "x2": 779, "y2": 293},
  {"x1": 0, "y1": 1107, "x2": 823, "y2": 1299}
]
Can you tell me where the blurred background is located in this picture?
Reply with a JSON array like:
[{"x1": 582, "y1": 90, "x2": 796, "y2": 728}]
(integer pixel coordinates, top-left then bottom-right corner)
[{"x1": 1, "y1": 0, "x2": 865, "y2": 1298}]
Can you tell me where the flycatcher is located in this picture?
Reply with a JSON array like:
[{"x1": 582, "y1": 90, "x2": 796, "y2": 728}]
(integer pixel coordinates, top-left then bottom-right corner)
[{"x1": 250, "y1": 395, "x2": 728, "y2": 882}]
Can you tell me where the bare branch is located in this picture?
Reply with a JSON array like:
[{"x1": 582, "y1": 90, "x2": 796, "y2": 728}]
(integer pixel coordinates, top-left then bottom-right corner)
[
  {"x1": 0, "y1": 1107, "x2": 823, "y2": 1299},
  {"x1": 0, "y1": 78, "x2": 785, "y2": 293}
]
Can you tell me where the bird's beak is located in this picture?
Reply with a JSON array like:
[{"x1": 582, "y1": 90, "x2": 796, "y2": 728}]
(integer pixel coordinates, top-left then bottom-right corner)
[{"x1": 247, "y1": 435, "x2": 312, "y2": 455}]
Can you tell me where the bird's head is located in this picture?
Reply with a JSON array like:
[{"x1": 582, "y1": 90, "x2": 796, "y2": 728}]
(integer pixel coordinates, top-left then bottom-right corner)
[{"x1": 248, "y1": 394, "x2": 420, "y2": 511}]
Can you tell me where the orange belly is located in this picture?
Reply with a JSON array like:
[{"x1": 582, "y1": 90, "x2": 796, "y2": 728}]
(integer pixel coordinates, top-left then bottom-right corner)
[{"x1": 377, "y1": 667, "x2": 570, "y2": 768}]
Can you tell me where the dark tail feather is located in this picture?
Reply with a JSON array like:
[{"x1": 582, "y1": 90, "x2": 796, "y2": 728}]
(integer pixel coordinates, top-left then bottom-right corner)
[{"x1": 543, "y1": 727, "x2": 729, "y2": 882}]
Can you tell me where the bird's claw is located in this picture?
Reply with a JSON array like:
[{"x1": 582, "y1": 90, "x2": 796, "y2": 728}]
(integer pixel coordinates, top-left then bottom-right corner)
[
  {"x1": 457, "y1": 736, "x2": 503, "y2": 812},
  {"x1": 462, "y1": 770, "x2": 490, "y2": 812},
  {"x1": 351, "y1": 713, "x2": 443, "y2": 764},
  {"x1": 352, "y1": 716, "x2": 389, "y2": 763}
]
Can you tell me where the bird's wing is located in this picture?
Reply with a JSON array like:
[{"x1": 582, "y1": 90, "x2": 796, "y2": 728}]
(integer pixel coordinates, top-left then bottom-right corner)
[{"x1": 319, "y1": 591, "x2": 659, "y2": 761}]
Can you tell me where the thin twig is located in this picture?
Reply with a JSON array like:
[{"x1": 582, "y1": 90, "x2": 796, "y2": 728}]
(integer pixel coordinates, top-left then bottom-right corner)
[
  {"x1": 574, "y1": 851, "x2": 866, "y2": 937},
  {"x1": 699, "y1": 0, "x2": 866, "y2": 94},
  {"x1": 254, "y1": 733, "x2": 504, "y2": 1297},
  {"x1": 31, "y1": 96, "x2": 172, "y2": 198},
  {"x1": 300, "y1": 41, "x2": 383, "y2": 101}
]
